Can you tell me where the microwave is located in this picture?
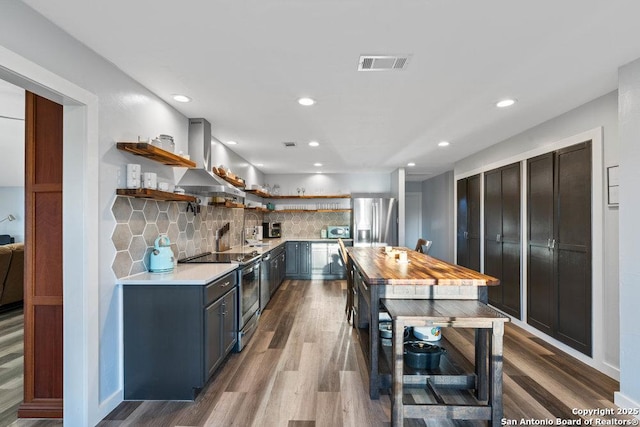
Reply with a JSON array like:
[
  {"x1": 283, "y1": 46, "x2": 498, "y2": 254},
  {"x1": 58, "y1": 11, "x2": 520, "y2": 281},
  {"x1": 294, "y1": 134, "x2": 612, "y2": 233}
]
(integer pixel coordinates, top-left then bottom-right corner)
[
  {"x1": 327, "y1": 225, "x2": 350, "y2": 239},
  {"x1": 263, "y1": 222, "x2": 281, "y2": 238}
]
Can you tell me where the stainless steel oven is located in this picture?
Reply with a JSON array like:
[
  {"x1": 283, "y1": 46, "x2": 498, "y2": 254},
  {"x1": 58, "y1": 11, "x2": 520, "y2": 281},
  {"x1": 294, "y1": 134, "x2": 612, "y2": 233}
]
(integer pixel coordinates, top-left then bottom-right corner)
[{"x1": 237, "y1": 260, "x2": 260, "y2": 350}]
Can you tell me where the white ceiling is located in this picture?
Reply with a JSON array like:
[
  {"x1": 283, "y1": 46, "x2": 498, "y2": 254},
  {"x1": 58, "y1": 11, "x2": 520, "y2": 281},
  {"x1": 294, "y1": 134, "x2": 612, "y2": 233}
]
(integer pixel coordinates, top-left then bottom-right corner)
[{"x1": 19, "y1": 0, "x2": 640, "y2": 180}]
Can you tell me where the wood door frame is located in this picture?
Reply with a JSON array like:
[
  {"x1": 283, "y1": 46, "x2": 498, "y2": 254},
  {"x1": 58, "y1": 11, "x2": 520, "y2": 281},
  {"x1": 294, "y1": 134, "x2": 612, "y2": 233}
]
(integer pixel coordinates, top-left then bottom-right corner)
[{"x1": 0, "y1": 45, "x2": 101, "y2": 424}]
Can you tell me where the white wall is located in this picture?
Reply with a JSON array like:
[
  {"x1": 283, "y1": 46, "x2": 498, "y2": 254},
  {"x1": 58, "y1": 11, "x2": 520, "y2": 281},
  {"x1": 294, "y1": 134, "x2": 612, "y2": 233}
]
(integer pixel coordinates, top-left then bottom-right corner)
[
  {"x1": 0, "y1": 81, "x2": 25, "y2": 242},
  {"x1": 420, "y1": 171, "x2": 454, "y2": 262},
  {"x1": 455, "y1": 91, "x2": 619, "y2": 377},
  {"x1": 210, "y1": 136, "x2": 264, "y2": 189},
  {"x1": 0, "y1": 187, "x2": 24, "y2": 242},
  {"x1": 0, "y1": 2, "x2": 190, "y2": 422},
  {"x1": 264, "y1": 172, "x2": 391, "y2": 195},
  {"x1": 616, "y1": 58, "x2": 640, "y2": 413},
  {"x1": 391, "y1": 168, "x2": 405, "y2": 246},
  {"x1": 0, "y1": 80, "x2": 24, "y2": 187}
]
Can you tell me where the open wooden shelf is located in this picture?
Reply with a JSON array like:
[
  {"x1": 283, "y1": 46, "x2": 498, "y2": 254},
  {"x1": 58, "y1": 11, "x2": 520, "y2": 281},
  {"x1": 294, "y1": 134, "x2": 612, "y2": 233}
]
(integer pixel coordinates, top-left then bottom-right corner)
[
  {"x1": 116, "y1": 188, "x2": 197, "y2": 202},
  {"x1": 212, "y1": 167, "x2": 246, "y2": 188},
  {"x1": 268, "y1": 194, "x2": 351, "y2": 199},
  {"x1": 245, "y1": 189, "x2": 271, "y2": 198},
  {"x1": 271, "y1": 209, "x2": 352, "y2": 213},
  {"x1": 117, "y1": 142, "x2": 196, "y2": 167},
  {"x1": 244, "y1": 206, "x2": 270, "y2": 213},
  {"x1": 209, "y1": 201, "x2": 245, "y2": 208}
]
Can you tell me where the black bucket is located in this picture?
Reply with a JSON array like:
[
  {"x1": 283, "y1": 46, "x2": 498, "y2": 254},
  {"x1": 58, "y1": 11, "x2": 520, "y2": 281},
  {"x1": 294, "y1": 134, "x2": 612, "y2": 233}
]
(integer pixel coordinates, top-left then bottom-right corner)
[{"x1": 403, "y1": 341, "x2": 445, "y2": 369}]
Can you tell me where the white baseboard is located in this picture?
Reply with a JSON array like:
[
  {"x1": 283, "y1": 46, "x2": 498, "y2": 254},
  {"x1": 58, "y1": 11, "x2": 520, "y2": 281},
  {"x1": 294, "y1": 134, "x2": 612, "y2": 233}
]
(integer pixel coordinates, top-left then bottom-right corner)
[
  {"x1": 96, "y1": 389, "x2": 123, "y2": 425},
  {"x1": 614, "y1": 392, "x2": 640, "y2": 420}
]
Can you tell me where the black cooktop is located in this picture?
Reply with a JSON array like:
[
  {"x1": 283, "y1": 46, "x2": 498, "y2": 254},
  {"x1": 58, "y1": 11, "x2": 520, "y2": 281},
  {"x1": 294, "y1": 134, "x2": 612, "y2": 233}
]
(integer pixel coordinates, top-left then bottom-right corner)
[{"x1": 178, "y1": 251, "x2": 260, "y2": 265}]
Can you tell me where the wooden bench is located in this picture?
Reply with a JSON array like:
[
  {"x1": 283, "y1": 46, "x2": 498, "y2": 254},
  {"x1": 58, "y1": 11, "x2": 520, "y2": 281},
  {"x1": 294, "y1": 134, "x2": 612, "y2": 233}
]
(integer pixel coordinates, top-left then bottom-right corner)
[{"x1": 381, "y1": 298, "x2": 509, "y2": 427}]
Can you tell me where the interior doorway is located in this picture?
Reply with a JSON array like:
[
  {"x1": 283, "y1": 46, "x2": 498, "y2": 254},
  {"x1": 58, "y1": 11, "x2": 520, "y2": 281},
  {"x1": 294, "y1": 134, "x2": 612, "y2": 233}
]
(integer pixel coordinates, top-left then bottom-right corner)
[
  {"x1": 1, "y1": 45, "x2": 100, "y2": 426},
  {"x1": 0, "y1": 82, "x2": 65, "y2": 421}
]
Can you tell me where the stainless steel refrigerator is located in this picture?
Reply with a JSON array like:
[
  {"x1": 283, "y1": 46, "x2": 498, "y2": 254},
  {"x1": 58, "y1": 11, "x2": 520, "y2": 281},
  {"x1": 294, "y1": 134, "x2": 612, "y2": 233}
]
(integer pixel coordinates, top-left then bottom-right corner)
[{"x1": 352, "y1": 197, "x2": 398, "y2": 247}]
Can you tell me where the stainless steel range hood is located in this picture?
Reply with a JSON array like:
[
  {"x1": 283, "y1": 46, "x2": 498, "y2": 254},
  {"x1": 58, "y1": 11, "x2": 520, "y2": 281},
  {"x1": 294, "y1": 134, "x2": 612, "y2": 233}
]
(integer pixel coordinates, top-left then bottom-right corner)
[{"x1": 177, "y1": 118, "x2": 245, "y2": 198}]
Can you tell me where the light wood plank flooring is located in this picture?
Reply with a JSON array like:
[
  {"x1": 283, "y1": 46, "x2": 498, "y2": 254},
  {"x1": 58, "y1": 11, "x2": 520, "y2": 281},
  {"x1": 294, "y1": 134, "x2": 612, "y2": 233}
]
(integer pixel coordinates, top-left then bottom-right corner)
[
  {"x1": 2, "y1": 280, "x2": 625, "y2": 426},
  {"x1": 0, "y1": 307, "x2": 24, "y2": 427}
]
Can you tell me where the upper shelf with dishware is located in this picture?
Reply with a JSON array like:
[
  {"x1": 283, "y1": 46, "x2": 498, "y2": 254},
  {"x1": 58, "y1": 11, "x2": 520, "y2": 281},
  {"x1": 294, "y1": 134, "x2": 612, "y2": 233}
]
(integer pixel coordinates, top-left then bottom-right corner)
[
  {"x1": 211, "y1": 167, "x2": 246, "y2": 188},
  {"x1": 244, "y1": 190, "x2": 351, "y2": 199},
  {"x1": 117, "y1": 142, "x2": 196, "y2": 168},
  {"x1": 116, "y1": 188, "x2": 197, "y2": 202}
]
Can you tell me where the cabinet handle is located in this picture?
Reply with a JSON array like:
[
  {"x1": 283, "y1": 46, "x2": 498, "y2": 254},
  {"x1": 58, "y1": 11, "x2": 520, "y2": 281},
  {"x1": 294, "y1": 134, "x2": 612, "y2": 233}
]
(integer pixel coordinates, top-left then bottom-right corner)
[
  {"x1": 550, "y1": 239, "x2": 556, "y2": 249},
  {"x1": 221, "y1": 281, "x2": 230, "y2": 287},
  {"x1": 464, "y1": 231, "x2": 469, "y2": 239},
  {"x1": 496, "y1": 234, "x2": 501, "y2": 243}
]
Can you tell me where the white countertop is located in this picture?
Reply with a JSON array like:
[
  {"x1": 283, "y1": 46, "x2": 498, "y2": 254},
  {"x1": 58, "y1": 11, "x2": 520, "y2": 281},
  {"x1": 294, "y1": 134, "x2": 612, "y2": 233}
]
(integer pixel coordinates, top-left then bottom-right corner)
[
  {"x1": 117, "y1": 238, "x2": 353, "y2": 285},
  {"x1": 118, "y1": 263, "x2": 238, "y2": 285}
]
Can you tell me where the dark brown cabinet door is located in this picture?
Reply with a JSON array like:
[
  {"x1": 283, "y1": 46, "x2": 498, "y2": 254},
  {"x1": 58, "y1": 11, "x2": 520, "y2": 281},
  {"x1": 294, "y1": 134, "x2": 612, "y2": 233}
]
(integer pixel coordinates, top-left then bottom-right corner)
[
  {"x1": 456, "y1": 179, "x2": 469, "y2": 267},
  {"x1": 527, "y1": 153, "x2": 555, "y2": 335},
  {"x1": 555, "y1": 143, "x2": 592, "y2": 355},
  {"x1": 484, "y1": 163, "x2": 521, "y2": 318},
  {"x1": 456, "y1": 174, "x2": 480, "y2": 271},
  {"x1": 527, "y1": 142, "x2": 592, "y2": 356},
  {"x1": 467, "y1": 175, "x2": 481, "y2": 271}
]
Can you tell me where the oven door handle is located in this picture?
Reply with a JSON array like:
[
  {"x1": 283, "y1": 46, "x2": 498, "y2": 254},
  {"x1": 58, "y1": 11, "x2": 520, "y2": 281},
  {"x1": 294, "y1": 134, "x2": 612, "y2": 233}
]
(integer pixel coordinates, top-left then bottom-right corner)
[{"x1": 244, "y1": 266, "x2": 255, "y2": 274}]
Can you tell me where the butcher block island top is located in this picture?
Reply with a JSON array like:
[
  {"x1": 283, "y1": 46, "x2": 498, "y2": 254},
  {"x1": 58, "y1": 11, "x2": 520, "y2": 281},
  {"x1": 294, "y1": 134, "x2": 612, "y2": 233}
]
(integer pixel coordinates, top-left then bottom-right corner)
[{"x1": 347, "y1": 246, "x2": 499, "y2": 286}]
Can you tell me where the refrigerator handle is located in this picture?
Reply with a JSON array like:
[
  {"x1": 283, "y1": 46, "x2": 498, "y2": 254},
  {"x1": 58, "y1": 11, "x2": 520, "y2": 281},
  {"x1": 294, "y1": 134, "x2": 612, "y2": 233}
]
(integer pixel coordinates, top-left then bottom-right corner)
[{"x1": 371, "y1": 204, "x2": 375, "y2": 245}]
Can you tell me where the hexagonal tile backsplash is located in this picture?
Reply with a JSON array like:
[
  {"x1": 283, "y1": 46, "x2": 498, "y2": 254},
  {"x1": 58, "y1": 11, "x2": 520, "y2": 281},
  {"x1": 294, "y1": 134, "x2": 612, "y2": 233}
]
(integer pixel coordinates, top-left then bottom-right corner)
[
  {"x1": 110, "y1": 196, "x2": 352, "y2": 278},
  {"x1": 110, "y1": 197, "x2": 241, "y2": 278}
]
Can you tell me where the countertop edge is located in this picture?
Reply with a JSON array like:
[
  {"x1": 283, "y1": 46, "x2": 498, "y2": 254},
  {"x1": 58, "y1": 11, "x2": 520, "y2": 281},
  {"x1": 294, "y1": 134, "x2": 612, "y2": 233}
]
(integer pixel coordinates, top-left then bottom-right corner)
[{"x1": 118, "y1": 263, "x2": 238, "y2": 285}]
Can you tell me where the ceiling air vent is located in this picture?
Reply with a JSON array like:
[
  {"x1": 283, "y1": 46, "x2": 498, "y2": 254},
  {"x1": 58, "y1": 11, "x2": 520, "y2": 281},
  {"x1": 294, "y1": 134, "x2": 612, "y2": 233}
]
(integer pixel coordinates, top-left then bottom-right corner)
[
  {"x1": 283, "y1": 142, "x2": 297, "y2": 148},
  {"x1": 358, "y1": 55, "x2": 412, "y2": 71}
]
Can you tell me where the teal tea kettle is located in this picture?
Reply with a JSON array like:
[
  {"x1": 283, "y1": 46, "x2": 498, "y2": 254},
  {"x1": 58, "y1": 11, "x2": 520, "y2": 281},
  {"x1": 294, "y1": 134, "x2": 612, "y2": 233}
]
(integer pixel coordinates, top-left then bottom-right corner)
[{"x1": 149, "y1": 235, "x2": 175, "y2": 273}]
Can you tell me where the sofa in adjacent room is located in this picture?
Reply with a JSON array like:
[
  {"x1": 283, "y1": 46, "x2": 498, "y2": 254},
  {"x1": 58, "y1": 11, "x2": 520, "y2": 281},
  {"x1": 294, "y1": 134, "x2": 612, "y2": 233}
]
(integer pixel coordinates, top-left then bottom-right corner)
[{"x1": 0, "y1": 242, "x2": 24, "y2": 311}]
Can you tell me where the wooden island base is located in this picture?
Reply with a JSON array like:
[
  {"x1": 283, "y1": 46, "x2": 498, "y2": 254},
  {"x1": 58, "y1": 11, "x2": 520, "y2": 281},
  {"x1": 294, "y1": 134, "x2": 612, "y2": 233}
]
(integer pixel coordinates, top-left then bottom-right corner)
[
  {"x1": 382, "y1": 299, "x2": 509, "y2": 427},
  {"x1": 344, "y1": 245, "x2": 504, "y2": 426}
]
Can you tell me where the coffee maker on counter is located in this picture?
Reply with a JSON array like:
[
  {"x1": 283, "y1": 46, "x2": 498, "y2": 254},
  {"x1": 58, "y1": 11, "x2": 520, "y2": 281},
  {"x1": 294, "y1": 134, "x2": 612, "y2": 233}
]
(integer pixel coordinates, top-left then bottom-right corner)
[{"x1": 263, "y1": 222, "x2": 281, "y2": 238}]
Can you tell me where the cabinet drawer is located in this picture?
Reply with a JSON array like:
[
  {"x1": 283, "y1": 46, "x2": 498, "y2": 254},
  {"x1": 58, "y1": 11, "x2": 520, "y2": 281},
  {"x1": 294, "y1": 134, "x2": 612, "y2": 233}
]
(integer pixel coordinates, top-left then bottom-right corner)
[{"x1": 205, "y1": 272, "x2": 237, "y2": 306}]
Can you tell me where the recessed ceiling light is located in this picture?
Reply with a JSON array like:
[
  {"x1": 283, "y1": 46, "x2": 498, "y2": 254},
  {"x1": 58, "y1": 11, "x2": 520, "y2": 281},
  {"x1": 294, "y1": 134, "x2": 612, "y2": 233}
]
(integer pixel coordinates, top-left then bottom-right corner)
[
  {"x1": 496, "y1": 99, "x2": 516, "y2": 108},
  {"x1": 438, "y1": 141, "x2": 450, "y2": 147},
  {"x1": 316, "y1": 171, "x2": 322, "y2": 174},
  {"x1": 308, "y1": 141, "x2": 320, "y2": 147},
  {"x1": 298, "y1": 97, "x2": 315, "y2": 106},
  {"x1": 407, "y1": 162, "x2": 416, "y2": 167},
  {"x1": 227, "y1": 141, "x2": 238, "y2": 145},
  {"x1": 314, "y1": 162, "x2": 323, "y2": 167},
  {"x1": 172, "y1": 94, "x2": 191, "y2": 103}
]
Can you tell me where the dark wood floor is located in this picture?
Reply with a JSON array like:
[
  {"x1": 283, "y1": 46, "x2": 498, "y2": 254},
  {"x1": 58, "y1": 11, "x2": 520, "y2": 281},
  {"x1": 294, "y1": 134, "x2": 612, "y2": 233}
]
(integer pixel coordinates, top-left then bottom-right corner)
[{"x1": 1, "y1": 280, "x2": 625, "y2": 426}]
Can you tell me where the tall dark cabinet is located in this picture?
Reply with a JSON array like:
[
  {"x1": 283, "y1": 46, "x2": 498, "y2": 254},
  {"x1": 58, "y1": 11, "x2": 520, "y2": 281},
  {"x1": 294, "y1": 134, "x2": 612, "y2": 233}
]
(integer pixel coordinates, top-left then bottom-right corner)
[
  {"x1": 484, "y1": 162, "x2": 521, "y2": 318},
  {"x1": 527, "y1": 141, "x2": 592, "y2": 356},
  {"x1": 456, "y1": 174, "x2": 481, "y2": 271}
]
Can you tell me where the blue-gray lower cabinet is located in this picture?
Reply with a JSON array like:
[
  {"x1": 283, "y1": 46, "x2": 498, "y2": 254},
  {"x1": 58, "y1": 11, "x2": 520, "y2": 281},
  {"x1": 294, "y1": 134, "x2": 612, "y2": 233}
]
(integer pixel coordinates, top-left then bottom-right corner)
[
  {"x1": 123, "y1": 272, "x2": 237, "y2": 400},
  {"x1": 269, "y1": 245, "x2": 286, "y2": 295},
  {"x1": 285, "y1": 241, "x2": 311, "y2": 279}
]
